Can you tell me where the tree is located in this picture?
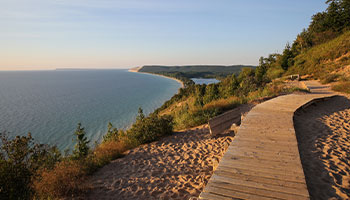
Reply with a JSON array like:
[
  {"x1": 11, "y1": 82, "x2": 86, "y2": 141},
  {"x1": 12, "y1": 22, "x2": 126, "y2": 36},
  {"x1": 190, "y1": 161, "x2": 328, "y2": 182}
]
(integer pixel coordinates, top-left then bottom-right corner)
[
  {"x1": 72, "y1": 123, "x2": 90, "y2": 159},
  {"x1": 136, "y1": 107, "x2": 145, "y2": 121},
  {"x1": 103, "y1": 122, "x2": 119, "y2": 142},
  {"x1": 280, "y1": 43, "x2": 294, "y2": 70},
  {"x1": 203, "y1": 84, "x2": 219, "y2": 104}
]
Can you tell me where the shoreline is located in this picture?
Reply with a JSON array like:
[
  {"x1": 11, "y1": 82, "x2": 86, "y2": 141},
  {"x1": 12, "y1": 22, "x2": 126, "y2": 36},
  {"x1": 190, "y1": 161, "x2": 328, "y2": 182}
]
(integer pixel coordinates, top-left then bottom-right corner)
[{"x1": 128, "y1": 67, "x2": 184, "y2": 88}]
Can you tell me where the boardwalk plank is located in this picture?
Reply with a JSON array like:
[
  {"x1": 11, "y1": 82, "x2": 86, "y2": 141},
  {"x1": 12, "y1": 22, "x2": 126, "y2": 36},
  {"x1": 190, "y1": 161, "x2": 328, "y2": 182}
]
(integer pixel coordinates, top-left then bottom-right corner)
[
  {"x1": 215, "y1": 167, "x2": 308, "y2": 189},
  {"x1": 210, "y1": 174, "x2": 309, "y2": 197},
  {"x1": 200, "y1": 81, "x2": 336, "y2": 199}
]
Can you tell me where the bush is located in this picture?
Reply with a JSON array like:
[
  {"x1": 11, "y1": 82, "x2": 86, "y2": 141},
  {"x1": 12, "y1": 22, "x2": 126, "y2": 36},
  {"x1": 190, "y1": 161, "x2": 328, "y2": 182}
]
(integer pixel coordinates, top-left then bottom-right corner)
[
  {"x1": 320, "y1": 73, "x2": 340, "y2": 84},
  {"x1": 33, "y1": 160, "x2": 87, "y2": 199},
  {"x1": 128, "y1": 109, "x2": 173, "y2": 145},
  {"x1": 332, "y1": 81, "x2": 350, "y2": 93},
  {"x1": 0, "y1": 132, "x2": 60, "y2": 200},
  {"x1": 92, "y1": 140, "x2": 127, "y2": 168}
]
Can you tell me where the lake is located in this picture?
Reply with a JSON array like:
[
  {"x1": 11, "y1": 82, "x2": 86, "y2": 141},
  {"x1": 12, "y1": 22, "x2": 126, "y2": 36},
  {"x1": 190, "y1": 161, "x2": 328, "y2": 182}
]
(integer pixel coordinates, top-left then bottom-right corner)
[
  {"x1": 191, "y1": 78, "x2": 220, "y2": 85},
  {"x1": 0, "y1": 70, "x2": 181, "y2": 151}
]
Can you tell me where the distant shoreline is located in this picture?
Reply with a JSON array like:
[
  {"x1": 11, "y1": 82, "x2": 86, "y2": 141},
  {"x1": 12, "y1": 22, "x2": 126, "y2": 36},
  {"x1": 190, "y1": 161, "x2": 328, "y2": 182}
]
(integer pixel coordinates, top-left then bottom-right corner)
[{"x1": 128, "y1": 67, "x2": 184, "y2": 88}]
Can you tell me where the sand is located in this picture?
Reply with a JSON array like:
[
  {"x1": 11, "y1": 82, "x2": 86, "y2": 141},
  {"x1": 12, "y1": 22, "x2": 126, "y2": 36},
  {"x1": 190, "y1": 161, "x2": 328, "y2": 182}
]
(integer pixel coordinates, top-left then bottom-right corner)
[
  {"x1": 128, "y1": 67, "x2": 185, "y2": 88},
  {"x1": 86, "y1": 124, "x2": 234, "y2": 200},
  {"x1": 294, "y1": 95, "x2": 350, "y2": 199}
]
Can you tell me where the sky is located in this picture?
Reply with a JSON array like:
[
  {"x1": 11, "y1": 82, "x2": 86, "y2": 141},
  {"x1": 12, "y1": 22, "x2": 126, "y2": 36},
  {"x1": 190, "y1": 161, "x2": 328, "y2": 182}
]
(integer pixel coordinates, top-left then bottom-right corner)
[{"x1": 0, "y1": 0, "x2": 328, "y2": 70}]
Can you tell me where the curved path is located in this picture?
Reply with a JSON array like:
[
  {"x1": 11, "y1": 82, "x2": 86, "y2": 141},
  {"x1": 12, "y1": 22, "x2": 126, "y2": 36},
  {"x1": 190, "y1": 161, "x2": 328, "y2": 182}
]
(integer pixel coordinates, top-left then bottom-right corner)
[{"x1": 199, "y1": 81, "x2": 336, "y2": 200}]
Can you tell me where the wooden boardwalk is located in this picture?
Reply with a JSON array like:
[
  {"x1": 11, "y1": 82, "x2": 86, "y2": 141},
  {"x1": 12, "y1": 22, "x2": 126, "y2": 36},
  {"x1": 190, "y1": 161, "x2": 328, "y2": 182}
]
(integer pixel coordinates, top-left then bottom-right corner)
[{"x1": 200, "y1": 81, "x2": 336, "y2": 200}]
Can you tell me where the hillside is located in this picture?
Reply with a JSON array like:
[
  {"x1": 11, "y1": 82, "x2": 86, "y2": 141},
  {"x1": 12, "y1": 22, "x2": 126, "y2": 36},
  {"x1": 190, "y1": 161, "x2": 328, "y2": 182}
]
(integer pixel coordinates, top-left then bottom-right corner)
[
  {"x1": 287, "y1": 30, "x2": 350, "y2": 82},
  {"x1": 139, "y1": 65, "x2": 256, "y2": 79}
]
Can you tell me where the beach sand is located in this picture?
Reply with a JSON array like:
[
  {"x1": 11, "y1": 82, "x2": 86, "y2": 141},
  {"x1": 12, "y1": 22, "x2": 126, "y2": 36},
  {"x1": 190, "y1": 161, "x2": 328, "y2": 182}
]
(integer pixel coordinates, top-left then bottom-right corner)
[
  {"x1": 294, "y1": 95, "x2": 350, "y2": 199},
  {"x1": 86, "y1": 124, "x2": 234, "y2": 200},
  {"x1": 128, "y1": 67, "x2": 184, "y2": 88}
]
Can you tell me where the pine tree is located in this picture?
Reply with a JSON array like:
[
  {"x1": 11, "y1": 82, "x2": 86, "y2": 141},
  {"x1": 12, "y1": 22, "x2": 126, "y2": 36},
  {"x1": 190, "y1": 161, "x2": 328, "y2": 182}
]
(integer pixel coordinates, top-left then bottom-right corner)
[{"x1": 72, "y1": 123, "x2": 90, "y2": 159}]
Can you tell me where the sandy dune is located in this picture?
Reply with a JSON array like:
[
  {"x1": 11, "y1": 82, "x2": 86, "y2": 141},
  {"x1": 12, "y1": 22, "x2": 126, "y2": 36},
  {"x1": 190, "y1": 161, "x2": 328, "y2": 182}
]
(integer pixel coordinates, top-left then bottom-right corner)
[
  {"x1": 86, "y1": 125, "x2": 234, "y2": 200},
  {"x1": 294, "y1": 95, "x2": 350, "y2": 199}
]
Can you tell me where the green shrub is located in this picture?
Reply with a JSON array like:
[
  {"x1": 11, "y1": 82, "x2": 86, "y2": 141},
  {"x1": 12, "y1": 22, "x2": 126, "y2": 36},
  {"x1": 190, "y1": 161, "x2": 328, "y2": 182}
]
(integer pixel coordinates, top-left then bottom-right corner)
[
  {"x1": 0, "y1": 132, "x2": 61, "y2": 200},
  {"x1": 128, "y1": 108, "x2": 173, "y2": 145}
]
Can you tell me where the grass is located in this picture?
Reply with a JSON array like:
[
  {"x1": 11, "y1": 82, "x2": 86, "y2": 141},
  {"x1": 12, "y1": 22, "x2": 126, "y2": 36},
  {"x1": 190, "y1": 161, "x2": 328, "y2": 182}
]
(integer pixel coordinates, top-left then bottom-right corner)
[
  {"x1": 203, "y1": 96, "x2": 242, "y2": 111},
  {"x1": 332, "y1": 81, "x2": 350, "y2": 94},
  {"x1": 287, "y1": 30, "x2": 350, "y2": 78},
  {"x1": 320, "y1": 73, "x2": 340, "y2": 84}
]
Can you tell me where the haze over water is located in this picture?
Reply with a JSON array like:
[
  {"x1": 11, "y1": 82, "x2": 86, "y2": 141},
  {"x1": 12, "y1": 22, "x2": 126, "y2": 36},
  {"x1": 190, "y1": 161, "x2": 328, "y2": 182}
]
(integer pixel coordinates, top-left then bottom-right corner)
[{"x1": 0, "y1": 70, "x2": 181, "y2": 151}]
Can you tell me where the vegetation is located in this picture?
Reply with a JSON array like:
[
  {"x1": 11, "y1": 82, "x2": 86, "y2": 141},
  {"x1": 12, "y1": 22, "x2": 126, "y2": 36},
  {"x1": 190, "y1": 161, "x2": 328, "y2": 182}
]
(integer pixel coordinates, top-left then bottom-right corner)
[
  {"x1": 155, "y1": 69, "x2": 307, "y2": 130},
  {"x1": 259, "y1": 0, "x2": 350, "y2": 83},
  {"x1": 0, "y1": 133, "x2": 60, "y2": 200},
  {"x1": 1, "y1": 0, "x2": 349, "y2": 199},
  {"x1": 139, "y1": 65, "x2": 256, "y2": 87},
  {"x1": 0, "y1": 107, "x2": 174, "y2": 199},
  {"x1": 332, "y1": 81, "x2": 350, "y2": 93},
  {"x1": 139, "y1": 65, "x2": 256, "y2": 78}
]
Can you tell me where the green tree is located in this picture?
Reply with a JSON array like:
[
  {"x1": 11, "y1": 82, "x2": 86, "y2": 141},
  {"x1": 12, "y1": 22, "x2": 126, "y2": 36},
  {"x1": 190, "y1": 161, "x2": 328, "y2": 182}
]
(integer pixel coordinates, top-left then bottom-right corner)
[
  {"x1": 103, "y1": 122, "x2": 119, "y2": 142},
  {"x1": 72, "y1": 123, "x2": 90, "y2": 159},
  {"x1": 136, "y1": 107, "x2": 145, "y2": 121},
  {"x1": 280, "y1": 43, "x2": 295, "y2": 70},
  {"x1": 203, "y1": 84, "x2": 219, "y2": 104}
]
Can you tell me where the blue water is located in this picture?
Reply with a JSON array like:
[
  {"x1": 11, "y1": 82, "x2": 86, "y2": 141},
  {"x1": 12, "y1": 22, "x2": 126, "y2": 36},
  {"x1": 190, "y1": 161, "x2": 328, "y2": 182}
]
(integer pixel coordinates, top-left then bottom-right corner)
[
  {"x1": 191, "y1": 78, "x2": 220, "y2": 85},
  {"x1": 0, "y1": 70, "x2": 181, "y2": 151}
]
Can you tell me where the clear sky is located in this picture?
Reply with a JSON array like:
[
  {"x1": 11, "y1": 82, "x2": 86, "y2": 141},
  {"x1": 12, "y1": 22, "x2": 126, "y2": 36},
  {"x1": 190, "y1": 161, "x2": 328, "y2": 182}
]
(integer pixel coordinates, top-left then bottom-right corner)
[{"x1": 1, "y1": 0, "x2": 328, "y2": 70}]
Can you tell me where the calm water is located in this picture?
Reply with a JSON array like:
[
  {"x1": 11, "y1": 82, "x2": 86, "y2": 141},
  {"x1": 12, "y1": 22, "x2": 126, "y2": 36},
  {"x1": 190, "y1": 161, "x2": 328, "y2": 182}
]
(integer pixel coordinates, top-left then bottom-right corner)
[
  {"x1": 191, "y1": 78, "x2": 220, "y2": 85},
  {"x1": 0, "y1": 70, "x2": 181, "y2": 151}
]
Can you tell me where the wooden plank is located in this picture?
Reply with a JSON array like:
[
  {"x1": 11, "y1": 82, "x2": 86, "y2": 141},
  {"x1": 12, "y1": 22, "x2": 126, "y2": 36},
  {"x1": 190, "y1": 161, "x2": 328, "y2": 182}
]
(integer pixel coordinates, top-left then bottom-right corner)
[
  {"x1": 200, "y1": 83, "x2": 336, "y2": 199},
  {"x1": 209, "y1": 107, "x2": 241, "y2": 135},
  {"x1": 225, "y1": 146, "x2": 298, "y2": 158},
  {"x1": 222, "y1": 150, "x2": 301, "y2": 164},
  {"x1": 216, "y1": 165, "x2": 306, "y2": 184},
  {"x1": 210, "y1": 173, "x2": 309, "y2": 197},
  {"x1": 221, "y1": 154, "x2": 303, "y2": 169},
  {"x1": 208, "y1": 180, "x2": 308, "y2": 200},
  {"x1": 203, "y1": 185, "x2": 275, "y2": 200},
  {"x1": 215, "y1": 167, "x2": 307, "y2": 190},
  {"x1": 228, "y1": 141, "x2": 300, "y2": 154},
  {"x1": 219, "y1": 159, "x2": 305, "y2": 177},
  {"x1": 199, "y1": 191, "x2": 239, "y2": 200}
]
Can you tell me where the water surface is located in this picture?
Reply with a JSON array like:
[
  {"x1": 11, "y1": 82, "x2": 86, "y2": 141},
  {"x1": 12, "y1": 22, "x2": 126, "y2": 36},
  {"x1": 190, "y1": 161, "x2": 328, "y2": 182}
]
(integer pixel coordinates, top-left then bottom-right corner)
[
  {"x1": 0, "y1": 70, "x2": 180, "y2": 150},
  {"x1": 191, "y1": 78, "x2": 220, "y2": 85}
]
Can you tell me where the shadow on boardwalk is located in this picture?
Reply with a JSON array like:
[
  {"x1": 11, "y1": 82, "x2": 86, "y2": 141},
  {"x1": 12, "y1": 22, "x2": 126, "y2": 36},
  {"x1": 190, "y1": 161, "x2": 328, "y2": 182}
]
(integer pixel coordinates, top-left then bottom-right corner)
[{"x1": 294, "y1": 96, "x2": 350, "y2": 199}]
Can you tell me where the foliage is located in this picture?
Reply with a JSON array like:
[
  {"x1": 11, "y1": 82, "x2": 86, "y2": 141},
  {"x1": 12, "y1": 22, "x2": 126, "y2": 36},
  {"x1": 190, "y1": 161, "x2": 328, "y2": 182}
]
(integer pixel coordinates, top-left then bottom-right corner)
[
  {"x1": 332, "y1": 81, "x2": 350, "y2": 93},
  {"x1": 0, "y1": 132, "x2": 61, "y2": 200},
  {"x1": 33, "y1": 160, "x2": 88, "y2": 199},
  {"x1": 139, "y1": 65, "x2": 256, "y2": 80},
  {"x1": 102, "y1": 122, "x2": 119, "y2": 143},
  {"x1": 320, "y1": 73, "x2": 340, "y2": 84},
  {"x1": 128, "y1": 108, "x2": 173, "y2": 145},
  {"x1": 258, "y1": 0, "x2": 350, "y2": 78},
  {"x1": 3, "y1": 1, "x2": 350, "y2": 199},
  {"x1": 72, "y1": 123, "x2": 90, "y2": 159},
  {"x1": 287, "y1": 30, "x2": 350, "y2": 78}
]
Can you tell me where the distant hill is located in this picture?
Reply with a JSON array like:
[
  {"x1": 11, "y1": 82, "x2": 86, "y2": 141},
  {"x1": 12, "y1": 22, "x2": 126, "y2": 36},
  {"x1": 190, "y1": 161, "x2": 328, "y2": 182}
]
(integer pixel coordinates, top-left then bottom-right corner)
[{"x1": 139, "y1": 65, "x2": 256, "y2": 78}]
